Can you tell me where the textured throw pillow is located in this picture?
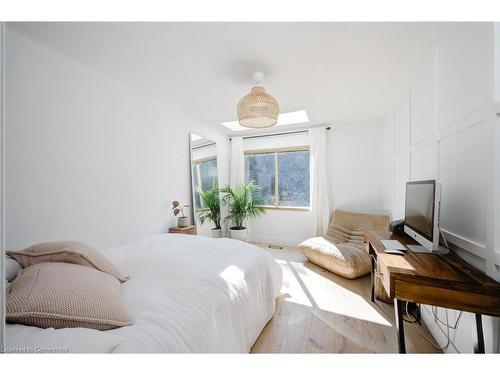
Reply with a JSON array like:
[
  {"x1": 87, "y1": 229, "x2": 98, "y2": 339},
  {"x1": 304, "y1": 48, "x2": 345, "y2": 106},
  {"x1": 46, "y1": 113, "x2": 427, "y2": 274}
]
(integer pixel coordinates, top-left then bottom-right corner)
[
  {"x1": 6, "y1": 262, "x2": 133, "y2": 331},
  {"x1": 7, "y1": 241, "x2": 128, "y2": 282}
]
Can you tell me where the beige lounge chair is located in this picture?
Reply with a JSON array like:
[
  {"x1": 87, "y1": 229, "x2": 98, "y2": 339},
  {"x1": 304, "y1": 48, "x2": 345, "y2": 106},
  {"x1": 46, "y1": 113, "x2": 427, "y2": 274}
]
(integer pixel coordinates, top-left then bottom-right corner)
[{"x1": 299, "y1": 209, "x2": 389, "y2": 279}]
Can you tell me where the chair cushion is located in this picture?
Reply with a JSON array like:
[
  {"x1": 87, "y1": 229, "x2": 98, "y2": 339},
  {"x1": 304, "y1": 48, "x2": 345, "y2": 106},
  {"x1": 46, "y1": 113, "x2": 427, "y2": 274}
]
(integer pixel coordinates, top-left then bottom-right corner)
[
  {"x1": 324, "y1": 209, "x2": 390, "y2": 244},
  {"x1": 7, "y1": 240, "x2": 128, "y2": 283},
  {"x1": 6, "y1": 262, "x2": 133, "y2": 331},
  {"x1": 299, "y1": 237, "x2": 371, "y2": 279}
]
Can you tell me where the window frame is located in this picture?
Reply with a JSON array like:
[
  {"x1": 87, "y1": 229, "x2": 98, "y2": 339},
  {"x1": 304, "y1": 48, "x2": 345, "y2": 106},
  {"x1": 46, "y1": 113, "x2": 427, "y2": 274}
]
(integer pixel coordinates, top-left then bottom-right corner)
[{"x1": 244, "y1": 145, "x2": 311, "y2": 211}]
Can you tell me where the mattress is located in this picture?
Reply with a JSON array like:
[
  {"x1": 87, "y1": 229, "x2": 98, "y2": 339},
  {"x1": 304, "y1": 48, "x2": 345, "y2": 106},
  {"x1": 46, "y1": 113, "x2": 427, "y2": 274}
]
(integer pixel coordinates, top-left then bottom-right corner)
[{"x1": 5, "y1": 234, "x2": 283, "y2": 353}]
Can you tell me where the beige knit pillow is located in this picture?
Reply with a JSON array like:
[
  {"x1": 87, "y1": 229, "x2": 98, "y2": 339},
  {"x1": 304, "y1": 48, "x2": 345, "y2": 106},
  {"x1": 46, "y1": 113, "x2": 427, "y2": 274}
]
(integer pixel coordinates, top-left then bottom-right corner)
[
  {"x1": 6, "y1": 262, "x2": 133, "y2": 331},
  {"x1": 7, "y1": 241, "x2": 128, "y2": 282}
]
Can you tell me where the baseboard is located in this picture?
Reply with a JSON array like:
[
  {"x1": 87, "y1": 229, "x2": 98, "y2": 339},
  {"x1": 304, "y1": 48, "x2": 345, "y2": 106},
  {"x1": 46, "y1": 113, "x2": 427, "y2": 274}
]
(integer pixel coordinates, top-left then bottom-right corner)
[{"x1": 249, "y1": 233, "x2": 302, "y2": 247}]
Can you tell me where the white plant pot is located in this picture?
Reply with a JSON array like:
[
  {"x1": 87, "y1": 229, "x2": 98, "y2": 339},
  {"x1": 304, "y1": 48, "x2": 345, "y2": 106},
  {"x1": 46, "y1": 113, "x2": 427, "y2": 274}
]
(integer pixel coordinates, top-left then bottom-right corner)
[
  {"x1": 229, "y1": 227, "x2": 249, "y2": 242},
  {"x1": 177, "y1": 217, "x2": 189, "y2": 228},
  {"x1": 211, "y1": 228, "x2": 222, "y2": 238}
]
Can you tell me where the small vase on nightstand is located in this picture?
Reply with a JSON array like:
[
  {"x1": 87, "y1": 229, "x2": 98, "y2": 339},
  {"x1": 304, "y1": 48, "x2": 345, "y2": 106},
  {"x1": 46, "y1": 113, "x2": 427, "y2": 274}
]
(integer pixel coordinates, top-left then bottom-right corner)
[{"x1": 177, "y1": 216, "x2": 189, "y2": 228}]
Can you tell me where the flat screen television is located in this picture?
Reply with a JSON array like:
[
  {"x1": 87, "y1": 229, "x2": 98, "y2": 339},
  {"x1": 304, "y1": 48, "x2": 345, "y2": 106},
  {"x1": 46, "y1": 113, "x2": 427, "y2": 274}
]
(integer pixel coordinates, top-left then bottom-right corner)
[{"x1": 404, "y1": 180, "x2": 441, "y2": 252}]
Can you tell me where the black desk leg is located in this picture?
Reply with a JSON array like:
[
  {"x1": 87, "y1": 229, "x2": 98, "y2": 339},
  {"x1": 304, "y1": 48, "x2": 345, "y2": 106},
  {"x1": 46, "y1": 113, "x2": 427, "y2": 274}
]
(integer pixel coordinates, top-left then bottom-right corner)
[
  {"x1": 474, "y1": 314, "x2": 485, "y2": 353},
  {"x1": 394, "y1": 299, "x2": 406, "y2": 353},
  {"x1": 370, "y1": 255, "x2": 376, "y2": 303}
]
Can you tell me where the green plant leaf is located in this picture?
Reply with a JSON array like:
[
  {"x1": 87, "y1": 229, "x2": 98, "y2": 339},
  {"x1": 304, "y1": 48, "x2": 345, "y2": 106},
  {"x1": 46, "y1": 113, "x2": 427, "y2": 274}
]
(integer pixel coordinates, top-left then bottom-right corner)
[
  {"x1": 220, "y1": 181, "x2": 267, "y2": 229},
  {"x1": 196, "y1": 181, "x2": 222, "y2": 229}
]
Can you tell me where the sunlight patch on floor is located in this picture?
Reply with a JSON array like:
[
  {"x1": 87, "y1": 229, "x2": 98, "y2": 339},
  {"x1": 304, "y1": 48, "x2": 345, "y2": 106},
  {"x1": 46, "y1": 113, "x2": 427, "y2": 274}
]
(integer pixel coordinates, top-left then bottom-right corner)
[
  {"x1": 274, "y1": 259, "x2": 313, "y2": 307},
  {"x1": 292, "y1": 261, "x2": 391, "y2": 326},
  {"x1": 275, "y1": 257, "x2": 391, "y2": 327},
  {"x1": 253, "y1": 245, "x2": 441, "y2": 353}
]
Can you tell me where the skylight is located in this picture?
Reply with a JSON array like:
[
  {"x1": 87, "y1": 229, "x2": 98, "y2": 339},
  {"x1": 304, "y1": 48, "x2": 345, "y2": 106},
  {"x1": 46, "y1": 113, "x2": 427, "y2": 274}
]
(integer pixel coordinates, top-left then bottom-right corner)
[{"x1": 221, "y1": 110, "x2": 309, "y2": 132}]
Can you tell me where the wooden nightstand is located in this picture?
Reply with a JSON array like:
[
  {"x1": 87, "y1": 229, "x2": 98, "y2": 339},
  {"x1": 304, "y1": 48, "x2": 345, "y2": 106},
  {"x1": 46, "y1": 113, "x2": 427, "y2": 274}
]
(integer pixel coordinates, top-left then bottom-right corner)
[{"x1": 169, "y1": 225, "x2": 197, "y2": 235}]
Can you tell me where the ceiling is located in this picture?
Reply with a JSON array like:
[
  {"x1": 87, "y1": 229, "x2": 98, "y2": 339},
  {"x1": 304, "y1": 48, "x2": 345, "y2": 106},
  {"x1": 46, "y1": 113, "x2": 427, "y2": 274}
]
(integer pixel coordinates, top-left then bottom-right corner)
[{"x1": 8, "y1": 22, "x2": 444, "y2": 135}]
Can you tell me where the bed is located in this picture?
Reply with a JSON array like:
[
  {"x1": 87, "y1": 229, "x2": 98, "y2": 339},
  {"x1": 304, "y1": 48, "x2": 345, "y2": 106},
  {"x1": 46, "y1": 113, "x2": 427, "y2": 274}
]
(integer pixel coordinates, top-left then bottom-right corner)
[{"x1": 5, "y1": 234, "x2": 283, "y2": 353}]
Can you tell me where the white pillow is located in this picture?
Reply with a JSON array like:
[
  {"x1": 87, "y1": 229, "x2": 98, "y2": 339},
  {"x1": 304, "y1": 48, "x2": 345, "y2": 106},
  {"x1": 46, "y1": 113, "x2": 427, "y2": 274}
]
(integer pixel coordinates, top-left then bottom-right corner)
[{"x1": 5, "y1": 256, "x2": 21, "y2": 282}]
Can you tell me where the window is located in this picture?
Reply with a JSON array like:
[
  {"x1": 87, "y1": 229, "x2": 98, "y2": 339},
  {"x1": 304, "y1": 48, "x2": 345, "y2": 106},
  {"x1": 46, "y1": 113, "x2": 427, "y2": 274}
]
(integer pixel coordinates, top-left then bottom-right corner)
[
  {"x1": 192, "y1": 157, "x2": 218, "y2": 210},
  {"x1": 245, "y1": 147, "x2": 310, "y2": 208}
]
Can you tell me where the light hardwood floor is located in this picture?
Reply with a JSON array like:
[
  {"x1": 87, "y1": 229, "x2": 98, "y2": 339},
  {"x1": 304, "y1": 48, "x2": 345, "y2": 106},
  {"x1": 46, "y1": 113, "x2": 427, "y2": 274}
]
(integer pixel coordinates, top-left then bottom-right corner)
[{"x1": 251, "y1": 244, "x2": 441, "y2": 353}]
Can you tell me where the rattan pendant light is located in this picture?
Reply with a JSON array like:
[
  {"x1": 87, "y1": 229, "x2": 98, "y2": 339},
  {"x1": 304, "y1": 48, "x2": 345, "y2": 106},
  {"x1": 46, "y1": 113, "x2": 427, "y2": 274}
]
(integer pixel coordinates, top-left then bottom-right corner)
[{"x1": 237, "y1": 72, "x2": 279, "y2": 128}]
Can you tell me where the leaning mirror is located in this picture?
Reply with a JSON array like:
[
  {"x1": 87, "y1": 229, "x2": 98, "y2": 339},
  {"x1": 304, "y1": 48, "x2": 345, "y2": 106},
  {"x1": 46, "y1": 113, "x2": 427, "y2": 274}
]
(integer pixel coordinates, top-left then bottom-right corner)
[{"x1": 189, "y1": 133, "x2": 222, "y2": 238}]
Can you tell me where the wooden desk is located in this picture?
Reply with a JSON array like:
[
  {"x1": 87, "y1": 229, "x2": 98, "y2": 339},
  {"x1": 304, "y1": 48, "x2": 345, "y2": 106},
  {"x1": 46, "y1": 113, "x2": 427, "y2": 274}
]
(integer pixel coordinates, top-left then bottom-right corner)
[{"x1": 366, "y1": 230, "x2": 500, "y2": 354}]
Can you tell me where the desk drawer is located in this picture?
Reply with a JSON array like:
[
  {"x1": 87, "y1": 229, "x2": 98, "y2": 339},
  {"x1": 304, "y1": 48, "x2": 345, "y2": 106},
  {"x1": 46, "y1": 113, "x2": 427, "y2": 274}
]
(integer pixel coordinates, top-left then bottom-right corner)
[{"x1": 394, "y1": 279, "x2": 500, "y2": 315}]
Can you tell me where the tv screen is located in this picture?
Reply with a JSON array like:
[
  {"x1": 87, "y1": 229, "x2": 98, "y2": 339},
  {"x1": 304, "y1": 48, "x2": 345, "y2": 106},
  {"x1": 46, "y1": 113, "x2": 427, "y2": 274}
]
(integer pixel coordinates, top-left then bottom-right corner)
[{"x1": 405, "y1": 181, "x2": 435, "y2": 241}]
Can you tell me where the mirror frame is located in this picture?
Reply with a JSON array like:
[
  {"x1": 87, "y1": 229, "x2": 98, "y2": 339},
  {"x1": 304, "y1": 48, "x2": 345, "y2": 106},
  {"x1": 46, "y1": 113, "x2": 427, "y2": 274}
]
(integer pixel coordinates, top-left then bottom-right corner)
[{"x1": 189, "y1": 132, "x2": 220, "y2": 234}]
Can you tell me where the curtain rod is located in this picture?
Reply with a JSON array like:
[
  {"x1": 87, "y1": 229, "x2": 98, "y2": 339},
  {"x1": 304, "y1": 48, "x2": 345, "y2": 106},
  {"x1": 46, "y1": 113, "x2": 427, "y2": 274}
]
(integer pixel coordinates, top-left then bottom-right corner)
[
  {"x1": 229, "y1": 126, "x2": 332, "y2": 141},
  {"x1": 192, "y1": 141, "x2": 216, "y2": 150}
]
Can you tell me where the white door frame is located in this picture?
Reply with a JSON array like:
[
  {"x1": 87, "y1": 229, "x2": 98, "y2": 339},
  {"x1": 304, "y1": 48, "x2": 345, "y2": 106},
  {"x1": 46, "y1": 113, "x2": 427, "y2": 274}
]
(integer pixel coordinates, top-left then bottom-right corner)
[
  {"x1": 494, "y1": 23, "x2": 500, "y2": 274},
  {"x1": 492, "y1": 21, "x2": 500, "y2": 354},
  {"x1": 0, "y1": 22, "x2": 6, "y2": 352}
]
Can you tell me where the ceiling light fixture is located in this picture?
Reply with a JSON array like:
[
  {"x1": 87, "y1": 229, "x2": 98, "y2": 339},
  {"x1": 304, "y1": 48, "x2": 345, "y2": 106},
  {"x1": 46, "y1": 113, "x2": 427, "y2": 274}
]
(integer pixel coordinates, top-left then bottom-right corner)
[
  {"x1": 237, "y1": 72, "x2": 279, "y2": 129},
  {"x1": 222, "y1": 110, "x2": 309, "y2": 132}
]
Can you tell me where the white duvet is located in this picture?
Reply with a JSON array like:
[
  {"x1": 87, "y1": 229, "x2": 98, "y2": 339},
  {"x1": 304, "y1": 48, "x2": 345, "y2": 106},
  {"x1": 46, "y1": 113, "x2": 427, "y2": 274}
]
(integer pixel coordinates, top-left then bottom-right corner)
[{"x1": 5, "y1": 234, "x2": 283, "y2": 353}]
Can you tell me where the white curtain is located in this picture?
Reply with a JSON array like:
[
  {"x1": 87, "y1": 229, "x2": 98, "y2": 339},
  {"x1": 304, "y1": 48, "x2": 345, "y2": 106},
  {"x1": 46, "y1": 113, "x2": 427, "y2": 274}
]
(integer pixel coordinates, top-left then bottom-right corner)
[
  {"x1": 310, "y1": 127, "x2": 332, "y2": 236},
  {"x1": 230, "y1": 137, "x2": 245, "y2": 189}
]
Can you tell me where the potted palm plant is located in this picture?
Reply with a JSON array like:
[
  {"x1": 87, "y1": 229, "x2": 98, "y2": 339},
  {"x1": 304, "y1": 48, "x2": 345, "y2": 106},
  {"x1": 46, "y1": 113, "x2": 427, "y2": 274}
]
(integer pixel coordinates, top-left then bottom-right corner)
[
  {"x1": 220, "y1": 181, "x2": 267, "y2": 242},
  {"x1": 196, "y1": 182, "x2": 222, "y2": 238}
]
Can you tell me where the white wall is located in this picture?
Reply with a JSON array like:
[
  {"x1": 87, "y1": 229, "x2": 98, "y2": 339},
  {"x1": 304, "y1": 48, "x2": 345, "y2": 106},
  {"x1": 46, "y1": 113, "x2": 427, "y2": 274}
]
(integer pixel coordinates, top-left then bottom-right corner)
[
  {"x1": 246, "y1": 119, "x2": 384, "y2": 246},
  {"x1": 327, "y1": 119, "x2": 384, "y2": 214},
  {"x1": 5, "y1": 29, "x2": 227, "y2": 250},
  {"x1": 381, "y1": 23, "x2": 499, "y2": 353}
]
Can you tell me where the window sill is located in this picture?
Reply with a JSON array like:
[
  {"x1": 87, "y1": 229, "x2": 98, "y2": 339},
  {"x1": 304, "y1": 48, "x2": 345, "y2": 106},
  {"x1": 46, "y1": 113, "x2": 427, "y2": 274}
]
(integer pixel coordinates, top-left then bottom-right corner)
[{"x1": 258, "y1": 205, "x2": 310, "y2": 212}]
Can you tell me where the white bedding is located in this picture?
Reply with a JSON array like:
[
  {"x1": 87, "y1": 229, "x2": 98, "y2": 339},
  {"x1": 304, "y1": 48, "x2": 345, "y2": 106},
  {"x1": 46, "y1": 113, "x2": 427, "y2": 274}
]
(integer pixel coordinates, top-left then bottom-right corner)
[{"x1": 5, "y1": 234, "x2": 283, "y2": 353}]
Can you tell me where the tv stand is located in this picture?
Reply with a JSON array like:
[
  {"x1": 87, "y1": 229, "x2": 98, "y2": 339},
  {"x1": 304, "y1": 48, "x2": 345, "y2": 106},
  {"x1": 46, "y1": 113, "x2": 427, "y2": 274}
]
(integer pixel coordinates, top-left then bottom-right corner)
[{"x1": 366, "y1": 230, "x2": 500, "y2": 353}]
